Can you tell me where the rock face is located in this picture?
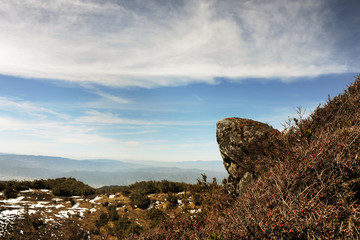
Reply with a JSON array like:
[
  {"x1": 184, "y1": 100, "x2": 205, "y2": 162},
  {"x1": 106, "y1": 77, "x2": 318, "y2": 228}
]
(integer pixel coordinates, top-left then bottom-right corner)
[{"x1": 216, "y1": 118, "x2": 283, "y2": 196}]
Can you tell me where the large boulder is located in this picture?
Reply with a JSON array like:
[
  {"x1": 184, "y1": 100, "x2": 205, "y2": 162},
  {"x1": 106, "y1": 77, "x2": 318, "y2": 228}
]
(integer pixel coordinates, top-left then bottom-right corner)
[{"x1": 216, "y1": 118, "x2": 284, "y2": 195}]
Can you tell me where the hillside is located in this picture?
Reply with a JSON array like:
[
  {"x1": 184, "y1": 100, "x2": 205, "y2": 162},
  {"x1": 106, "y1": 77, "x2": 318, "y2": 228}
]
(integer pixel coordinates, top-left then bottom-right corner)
[
  {"x1": 136, "y1": 76, "x2": 360, "y2": 239},
  {"x1": 0, "y1": 177, "x2": 222, "y2": 239}
]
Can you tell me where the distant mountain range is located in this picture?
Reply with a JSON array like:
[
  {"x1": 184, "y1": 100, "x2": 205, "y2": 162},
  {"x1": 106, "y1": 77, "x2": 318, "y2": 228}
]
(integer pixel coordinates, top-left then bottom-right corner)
[{"x1": 0, "y1": 154, "x2": 227, "y2": 187}]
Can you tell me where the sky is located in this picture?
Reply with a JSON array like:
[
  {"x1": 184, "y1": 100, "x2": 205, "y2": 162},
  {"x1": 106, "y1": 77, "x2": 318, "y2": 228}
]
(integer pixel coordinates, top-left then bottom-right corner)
[{"x1": 0, "y1": 0, "x2": 359, "y2": 162}]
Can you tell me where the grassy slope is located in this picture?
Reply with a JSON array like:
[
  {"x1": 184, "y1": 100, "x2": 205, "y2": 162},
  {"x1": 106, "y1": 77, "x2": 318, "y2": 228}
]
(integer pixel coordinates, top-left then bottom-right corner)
[{"x1": 139, "y1": 76, "x2": 360, "y2": 239}]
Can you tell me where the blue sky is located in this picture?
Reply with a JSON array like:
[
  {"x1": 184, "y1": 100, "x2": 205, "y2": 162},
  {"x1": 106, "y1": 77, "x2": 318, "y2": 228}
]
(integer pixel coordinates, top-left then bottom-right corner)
[{"x1": 0, "y1": 0, "x2": 359, "y2": 161}]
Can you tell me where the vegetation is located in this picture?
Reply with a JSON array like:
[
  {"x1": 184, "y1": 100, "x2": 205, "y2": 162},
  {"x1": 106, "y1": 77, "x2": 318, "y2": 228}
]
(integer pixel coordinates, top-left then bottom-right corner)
[
  {"x1": 101, "y1": 179, "x2": 188, "y2": 195},
  {"x1": 0, "y1": 177, "x2": 95, "y2": 199},
  {"x1": 135, "y1": 76, "x2": 360, "y2": 239},
  {"x1": 91, "y1": 176, "x2": 226, "y2": 238},
  {"x1": 147, "y1": 208, "x2": 168, "y2": 227},
  {"x1": 2, "y1": 76, "x2": 359, "y2": 239}
]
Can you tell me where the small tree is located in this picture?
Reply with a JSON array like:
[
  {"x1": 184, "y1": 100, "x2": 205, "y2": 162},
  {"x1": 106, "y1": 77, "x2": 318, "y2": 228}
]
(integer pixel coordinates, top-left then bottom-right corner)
[
  {"x1": 4, "y1": 186, "x2": 18, "y2": 199},
  {"x1": 130, "y1": 193, "x2": 151, "y2": 209},
  {"x1": 167, "y1": 193, "x2": 178, "y2": 208}
]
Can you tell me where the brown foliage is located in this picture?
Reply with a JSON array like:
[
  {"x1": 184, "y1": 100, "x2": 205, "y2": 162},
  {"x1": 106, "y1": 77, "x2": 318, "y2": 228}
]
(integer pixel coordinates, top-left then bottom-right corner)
[{"x1": 133, "y1": 76, "x2": 360, "y2": 239}]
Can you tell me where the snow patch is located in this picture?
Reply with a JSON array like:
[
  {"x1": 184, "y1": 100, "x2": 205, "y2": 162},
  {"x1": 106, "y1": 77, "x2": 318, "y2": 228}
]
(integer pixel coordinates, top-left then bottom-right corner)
[
  {"x1": 20, "y1": 189, "x2": 34, "y2": 193},
  {"x1": 72, "y1": 203, "x2": 80, "y2": 208},
  {"x1": 55, "y1": 204, "x2": 65, "y2": 209},
  {"x1": 89, "y1": 196, "x2": 102, "y2": 203},
  {"x1": 44, "y1": 218, "x2": 55, "y2": 224},
  {"x1": 29, "y1": 201, "x2": 50, "y2": 208},
  {"x1": 190, "y1": 208, "x2": 202, "y2": 214},
  {"x1": 0, "y1": 196, "x2": 24, "y2": 204},
  {"x1": 0, "y1": 209, "x2": 25, "y2": 237}
]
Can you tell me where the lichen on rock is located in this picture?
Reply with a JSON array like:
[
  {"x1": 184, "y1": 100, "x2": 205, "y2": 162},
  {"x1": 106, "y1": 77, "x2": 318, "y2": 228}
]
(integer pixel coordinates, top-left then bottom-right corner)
[{"x1": 216, "y1": 118, "x2": 284, "y2": 196}]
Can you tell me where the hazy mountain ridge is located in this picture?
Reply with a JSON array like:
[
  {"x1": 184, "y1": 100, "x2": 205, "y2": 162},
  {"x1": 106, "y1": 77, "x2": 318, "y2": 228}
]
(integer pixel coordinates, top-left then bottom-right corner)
[{"x1": 0, "y1": 154, "x2": 227, "y2": 187}]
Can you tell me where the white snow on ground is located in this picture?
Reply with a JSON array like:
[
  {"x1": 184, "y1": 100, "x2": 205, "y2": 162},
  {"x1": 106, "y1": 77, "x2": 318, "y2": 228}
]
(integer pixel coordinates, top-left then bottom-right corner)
[
  {"x1": 0, "y1": 196, "x2": 25, "y2": 204},
  {"x1": 0, "y1": 204, "x2": 23, "y2": 209},
  {"x1": 55, "y1": 206, "x2": 88, "y2": 218},
  {"x1": 72, "y1": 203, "x2": 80, "y2": 208},
  {"x1": 55, "y1": 204, "x2": 65, "y2": 209},
  {"x1": 0, "y1": 189, "x2": 104, "y2": 238},
  {"x1": 190, "y1": 208, "x2": 202, "y2": 214},
  {"x1": 109, "y1": 195, "x2": 115, "y2": 198},
  {"x1": 28, "y1": 210, "x2": 37, "y2": 214},
  {"x1": 0, "y1": 209, "x2": 25, "y2": 237},
  {"x1": 44, "y1": 218, "x2": 55, "y2": 224},
  {"x1": 55, "y1": 210, "x2": 73, "y2": 218},
  {"x1": 89, "y1": 196, "x2": 102, "y2": 203},
  {"x1": 29, "y1": 201, "x2": 50, "y2": 208},
  {"x1": 20, "y1": 189, "x2": 34, "y2": 193}
]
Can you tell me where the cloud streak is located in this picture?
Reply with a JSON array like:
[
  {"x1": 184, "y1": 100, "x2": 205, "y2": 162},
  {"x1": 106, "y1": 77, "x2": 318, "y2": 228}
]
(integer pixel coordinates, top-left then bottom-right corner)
[
  {"x1": 0, "y1": 97, "x2": 70, "y2": 120},
  {"x1": 76, "y1": 110, "x2": 213, "y2": 126},
  {"x1": 0, "y1": 0, "x2": 356, "y2": 88}
]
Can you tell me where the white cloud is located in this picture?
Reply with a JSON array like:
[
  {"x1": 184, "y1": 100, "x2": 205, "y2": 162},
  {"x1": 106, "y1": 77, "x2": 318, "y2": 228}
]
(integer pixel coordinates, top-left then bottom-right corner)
[
  {"x1": 0, "y1": 116, "x2": 111, "y2": 144},
  {"x1": 0, "y1": 97, "x2": 70, "y2": 119},
  {"x1": 92, "y1": 91, "x2": 130, "y2": 104},
  {"x1": 0, "y1": 97, "x2": 111, "y2": 144},
  {"x1": 76, "y1": 110, "x2": 145, "y2": 125},
  {"x1": 0, "y1": 0, "x2": 355, "y2": 88},
  {"x1": 76, "y1": 110, "x2": 212, "y2": 126}
]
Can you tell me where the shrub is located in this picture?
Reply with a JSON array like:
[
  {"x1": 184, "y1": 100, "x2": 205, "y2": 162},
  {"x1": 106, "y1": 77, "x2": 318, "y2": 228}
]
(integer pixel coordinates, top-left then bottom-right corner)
[
  {"x1": 95, "y1": 213, "x2": 109, "y2": 229},
  {"x1": 193, "y1": 193, "x2": 203, "y2": 206},
  {"x1": 166, "y1": 193, "x2": 178, "y2": 208},
  {"x1": 4, "y1": 185, "x2": 18, "y2": 199},
  {"x1": 147, "y1": 208, "x2": 168, "y2": 227},
  {"x1": 112, "y1": 215, "x2": 142, "y2": 238},
  {"x1": 82, "y1": 187, "x2": 95, "y2": 196},
  {"x1": 32, "y1": 179, "x2": 50, "y2": 189},
  {"x1": 52, "y1": 185, "x2": 72, "y2": 197},
  {"x1": 0, "y1": 182, "x2": 5, "y2": 191},
  {"x1": 31, "y1": 218, "x2": 44, "y2": 230},
  {"x1": 158, "y1": 180, "x2": 185, "y2": 193},
  {"x1": 107, "y1": 205, "x2": 119, "y2": 221},
  {"x1": 130, "y1": 193, "x2": 151, "y2": 209},
  {"x1": 49, "y1": 178, "x2": 95, "y2": 197}
]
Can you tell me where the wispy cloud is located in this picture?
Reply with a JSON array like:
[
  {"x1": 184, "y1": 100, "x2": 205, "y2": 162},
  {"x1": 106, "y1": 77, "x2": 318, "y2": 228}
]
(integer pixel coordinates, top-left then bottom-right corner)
[
  {"x1": 0, "y1": 116, "x2": 110, "y2": 144},
  {"x1": 0, "y1": 97, "x2": 211, "y2": 147},
  {"x1": 0, "y1": 97, "x2": 111, "y2": 144},
  {"x1": 92, "y1": 91, "x2": 130, "y2": 104},
  {"x1": 0, "y1": 97, "x2": 70, "y2": 119},
  {"x1": 76, "y1": 110, "x2": 212, "y2": 126},
  {"x1": 0, "y1": 0, "x2": 356, "y2": 88}
]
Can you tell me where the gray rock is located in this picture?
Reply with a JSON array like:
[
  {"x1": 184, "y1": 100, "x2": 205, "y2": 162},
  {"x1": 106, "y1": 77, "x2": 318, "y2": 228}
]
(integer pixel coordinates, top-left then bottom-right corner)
[{"x1": 217, "y1": 118, "x2": 283, "y2": 195}]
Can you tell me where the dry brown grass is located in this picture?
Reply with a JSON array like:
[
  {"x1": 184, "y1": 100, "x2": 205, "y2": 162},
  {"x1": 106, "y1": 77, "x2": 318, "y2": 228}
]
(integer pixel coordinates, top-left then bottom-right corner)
[{"x1": 135, "y1": 76, "x2": 360, "y2": 239}]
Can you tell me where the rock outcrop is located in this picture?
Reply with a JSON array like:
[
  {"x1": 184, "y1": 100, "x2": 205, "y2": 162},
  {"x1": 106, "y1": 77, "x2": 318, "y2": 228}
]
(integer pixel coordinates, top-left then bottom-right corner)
[{"x1": 216, "y1": 118, "x2": 284, "y2": 196}]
